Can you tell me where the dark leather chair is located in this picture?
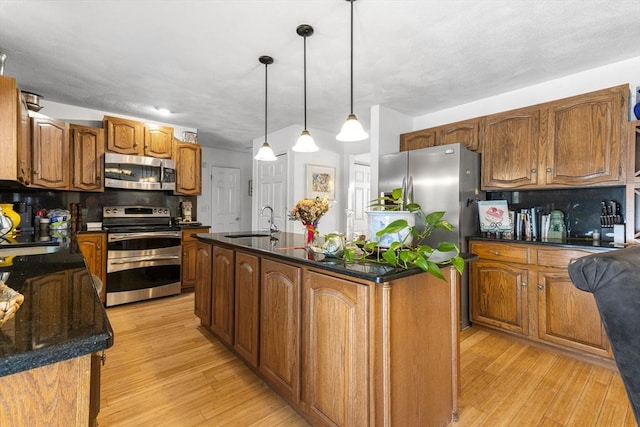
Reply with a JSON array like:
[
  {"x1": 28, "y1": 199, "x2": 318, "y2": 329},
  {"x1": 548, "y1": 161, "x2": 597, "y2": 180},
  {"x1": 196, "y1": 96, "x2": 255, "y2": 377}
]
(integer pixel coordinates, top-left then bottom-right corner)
[{"x1": 568, "y1": 246, "x2": 640, "y2": 424}]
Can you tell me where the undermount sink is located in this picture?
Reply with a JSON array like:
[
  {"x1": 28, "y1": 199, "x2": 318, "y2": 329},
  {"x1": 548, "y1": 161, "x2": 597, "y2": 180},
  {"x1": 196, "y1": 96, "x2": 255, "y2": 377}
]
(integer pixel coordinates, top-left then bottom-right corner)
[{"x1": 224, "y1": 233, "x2": 271, "y2": 239}]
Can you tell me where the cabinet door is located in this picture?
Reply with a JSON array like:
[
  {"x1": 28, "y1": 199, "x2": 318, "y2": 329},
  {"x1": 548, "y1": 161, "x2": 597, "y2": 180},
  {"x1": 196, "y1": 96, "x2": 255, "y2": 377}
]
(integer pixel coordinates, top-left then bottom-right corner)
[
  {"x1": 302, "y1": 270, "x2": 369, "y2": 426},
  {"x1": 480, "y1": 106, "x2": 541, "y2": 189},
  {"x1": 234, "y1": 252, "x2": 260, "y2": 367},
  {"x1": 70, "y1": 125, "x2": 104, "y2": 192},
  {"x1": 437, "y1": 118, "x2": 480, "y2": 151},
  {"x1": 174, "y1": 142, "x2": 202, "y2": 195},
  {"x1": 31, "y1": 116, "x2": 70, "y2": 189},
  {"x1": 537, "y1": 270, "x2": 611, "y2": 358},
  {"x1": 76, "y1": 233, "x2": 107, "y2": 303},
  {"x1": 399, "y1": 129, "x2": 437, "y2": 151},
  {"x1": 211, "y1": 246, "x2": 235, "y2": 345},
  {"x1": 470, "y1": 260, "x2": 529, "y2": 335},
  {"x1": 181, "y1": 227, "x2": 210, "y2": 289},
  {"x1": 194, "y1": 241, "x2": 212, "y2": 325},
  {"x1": 260, "y1": 259, "x2": 301, "y2": 403},
  {"x1": 29, "y1": 271, "x2": 69, "y2": 347},
  {"x1": 69, "y1": 268, "x2": 102, "y2": 332},
  {"x1": 104, "y1": 116, "x2": 144, "y2": 155},
  {"x1": 144, "y1": 125, "x2": 173, "y2": 158},
  {"x1": 545, "y1": 86, "x2": 626, "y2": 186},
  {"x1": 181, "y1": 241, "x2": 198, "y2": 289},
  {"x1": 17, "y1": 90, "x2": 32, "y2": 185}
]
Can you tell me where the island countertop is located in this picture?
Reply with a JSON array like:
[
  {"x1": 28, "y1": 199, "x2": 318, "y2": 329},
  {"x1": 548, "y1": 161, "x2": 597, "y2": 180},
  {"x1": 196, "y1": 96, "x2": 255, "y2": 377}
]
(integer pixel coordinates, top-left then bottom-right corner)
[
  {"x1": 196, "y1": 231, "x2": 472, "y2": 284},
  {"x1": 0, "y1": 244, "x2": 113, "y2": 378}
]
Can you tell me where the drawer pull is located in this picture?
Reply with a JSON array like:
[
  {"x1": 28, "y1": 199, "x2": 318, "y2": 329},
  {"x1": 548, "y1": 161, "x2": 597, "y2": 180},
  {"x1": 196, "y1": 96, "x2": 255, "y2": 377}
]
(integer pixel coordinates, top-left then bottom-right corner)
[{"x1": 493, "y1": 251, "x2": 500, "y2": 256}]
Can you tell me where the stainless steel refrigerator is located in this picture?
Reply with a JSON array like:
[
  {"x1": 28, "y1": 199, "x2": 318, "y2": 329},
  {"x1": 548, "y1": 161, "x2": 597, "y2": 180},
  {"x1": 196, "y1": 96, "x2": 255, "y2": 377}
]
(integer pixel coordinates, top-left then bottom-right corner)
[{"x1": 378, "y1": 143, "x2": 483, "y2": 328}]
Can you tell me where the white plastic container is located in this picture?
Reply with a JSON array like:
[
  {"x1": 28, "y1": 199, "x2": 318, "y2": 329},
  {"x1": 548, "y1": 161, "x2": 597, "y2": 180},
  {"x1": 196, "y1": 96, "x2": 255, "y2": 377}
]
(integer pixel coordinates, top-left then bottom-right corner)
[{"x1": 366, "y1": 211, "x2": 415, "y2": 248}]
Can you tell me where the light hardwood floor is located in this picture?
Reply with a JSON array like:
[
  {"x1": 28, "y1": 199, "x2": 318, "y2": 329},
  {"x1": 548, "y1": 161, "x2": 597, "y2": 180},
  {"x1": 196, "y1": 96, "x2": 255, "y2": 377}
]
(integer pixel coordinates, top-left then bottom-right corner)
[{"x1": 100, "y1": 292, "x2": 636, "y2": 426}]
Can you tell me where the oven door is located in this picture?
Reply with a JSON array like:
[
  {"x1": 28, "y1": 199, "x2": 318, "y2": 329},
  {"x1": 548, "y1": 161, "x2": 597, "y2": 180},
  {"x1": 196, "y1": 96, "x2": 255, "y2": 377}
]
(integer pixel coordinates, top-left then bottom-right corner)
[{"x1": 106, "y1": 231, "x2": 181, "y2": 306}]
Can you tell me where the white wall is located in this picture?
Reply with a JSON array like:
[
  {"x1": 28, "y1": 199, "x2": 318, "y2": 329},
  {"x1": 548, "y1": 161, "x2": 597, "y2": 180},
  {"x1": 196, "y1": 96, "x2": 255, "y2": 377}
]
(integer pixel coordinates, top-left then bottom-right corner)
[
  {"x1": 198, "y1": 145, "x2": 253, "y2": 231},
  {"x1": 412, "y1": 56, "x2": 640, "y2": 129},
  {"x1": 252, "y1": 124, "x2": 350, "y2": 236}
]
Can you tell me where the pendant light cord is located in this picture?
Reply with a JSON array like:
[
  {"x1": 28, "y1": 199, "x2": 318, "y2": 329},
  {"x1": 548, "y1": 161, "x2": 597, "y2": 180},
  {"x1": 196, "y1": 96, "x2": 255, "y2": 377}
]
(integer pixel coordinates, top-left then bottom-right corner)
[
  {"x1": 349, "y1": 0, "x2": 354, "y2": 115},
  {"x1": 303, "y1": 34, "x2": 308, "y2": 129},
  {"x1": 264, "y1": 61, "x2": 268, "y2": 143}
]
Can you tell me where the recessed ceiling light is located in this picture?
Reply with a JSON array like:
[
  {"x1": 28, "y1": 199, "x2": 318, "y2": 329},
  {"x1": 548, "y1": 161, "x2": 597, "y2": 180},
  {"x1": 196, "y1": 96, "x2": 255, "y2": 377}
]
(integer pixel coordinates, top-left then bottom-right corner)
[{"x1": 155, "y1": 107, "x2": 172, "y2": 116}]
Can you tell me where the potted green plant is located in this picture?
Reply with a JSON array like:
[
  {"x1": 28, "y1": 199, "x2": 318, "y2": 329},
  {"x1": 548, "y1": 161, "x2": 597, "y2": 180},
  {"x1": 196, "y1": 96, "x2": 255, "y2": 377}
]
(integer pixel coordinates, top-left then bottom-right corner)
[{"x1": 343, "y1": 188, "x2": 464, "y2": 281}]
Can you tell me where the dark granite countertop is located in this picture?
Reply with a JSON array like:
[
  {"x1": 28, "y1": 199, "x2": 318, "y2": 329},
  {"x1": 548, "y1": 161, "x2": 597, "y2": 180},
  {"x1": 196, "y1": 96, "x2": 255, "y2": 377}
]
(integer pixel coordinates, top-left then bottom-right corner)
[
  {"x1": 196, "y1": 231, "x2": 472, "y2": 284},
  {"x1": 468, "y1": 234, "x2": 623, "y2": 251},
  {"x1": 0, "y1": 244, "x2": 113, "y2": 378}
]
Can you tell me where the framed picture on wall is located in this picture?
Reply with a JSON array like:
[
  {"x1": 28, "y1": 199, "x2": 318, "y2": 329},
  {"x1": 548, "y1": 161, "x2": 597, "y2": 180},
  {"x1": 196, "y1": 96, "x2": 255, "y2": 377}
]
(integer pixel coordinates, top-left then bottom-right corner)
[{"x1": 306, "y1": 164, "x2": 335, "y2": 200}]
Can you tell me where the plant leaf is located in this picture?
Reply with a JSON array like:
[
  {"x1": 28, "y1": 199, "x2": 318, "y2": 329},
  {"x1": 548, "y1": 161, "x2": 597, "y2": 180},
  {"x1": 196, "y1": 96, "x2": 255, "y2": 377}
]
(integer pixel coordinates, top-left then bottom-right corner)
[
  {"x1": 376, "y1": 219, "x2": 409, "y2": 236},
  {"x1": 451, "y1": 256, "x2": 465, "y2": 274},
  {"x1": 382, "y1": 249, "x2": 397, "y2": 265}
]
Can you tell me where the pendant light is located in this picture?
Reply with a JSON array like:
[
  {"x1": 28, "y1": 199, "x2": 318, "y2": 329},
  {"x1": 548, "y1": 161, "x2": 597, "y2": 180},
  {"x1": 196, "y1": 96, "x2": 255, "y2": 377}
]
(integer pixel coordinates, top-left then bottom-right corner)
[
  {"x1": 292, "y1": 24, "x2": 319, "y2": 153},
  {"x1": 254, "y1": 56, "x2": 278, "y2": 162},
  {"x1": 337, "y1": 0, "x2": 368, "y2": 142}
]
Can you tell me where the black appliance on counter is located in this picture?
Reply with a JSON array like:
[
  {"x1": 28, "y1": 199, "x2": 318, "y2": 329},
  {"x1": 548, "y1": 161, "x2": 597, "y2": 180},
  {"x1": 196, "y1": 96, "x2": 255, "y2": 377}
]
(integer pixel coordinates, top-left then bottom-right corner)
[{"x1": 103, "y1": 205, "x2": 181, "y2": 307}]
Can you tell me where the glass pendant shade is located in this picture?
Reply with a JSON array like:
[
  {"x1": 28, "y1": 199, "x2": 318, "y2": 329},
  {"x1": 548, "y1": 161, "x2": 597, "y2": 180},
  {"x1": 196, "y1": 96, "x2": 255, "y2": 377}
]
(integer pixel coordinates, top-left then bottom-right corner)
[
  {"x1": 337, "y1": 113, "x2": 368, "y2": 142},
  {"x1": 292, "y1": 129, "x2": 319, "y2": 152},
  {"x1": 254, "y1": 141, "x2": 277, "y2": 161}
]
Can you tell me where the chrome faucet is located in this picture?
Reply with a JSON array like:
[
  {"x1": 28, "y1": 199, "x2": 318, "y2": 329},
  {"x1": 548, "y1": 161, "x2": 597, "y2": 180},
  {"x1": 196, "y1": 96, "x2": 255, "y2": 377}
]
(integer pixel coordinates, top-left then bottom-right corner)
[{"x1": 260, "y1": 205, "x2": 278, "y2": 233}]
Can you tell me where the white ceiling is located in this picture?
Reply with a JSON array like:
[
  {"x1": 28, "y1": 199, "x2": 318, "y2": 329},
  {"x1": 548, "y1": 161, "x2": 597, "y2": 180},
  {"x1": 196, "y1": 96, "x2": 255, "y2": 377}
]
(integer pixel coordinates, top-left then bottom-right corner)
[{"x1": 1, "y1": 1, "x2": 639, "y2": 151}]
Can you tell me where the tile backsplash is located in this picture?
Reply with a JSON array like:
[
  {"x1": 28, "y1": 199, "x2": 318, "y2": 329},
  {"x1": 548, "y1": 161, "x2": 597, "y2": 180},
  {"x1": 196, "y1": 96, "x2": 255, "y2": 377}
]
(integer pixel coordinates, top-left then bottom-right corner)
[{"x1": 487, "y1": 186, "x2": 625, "y2": 238}]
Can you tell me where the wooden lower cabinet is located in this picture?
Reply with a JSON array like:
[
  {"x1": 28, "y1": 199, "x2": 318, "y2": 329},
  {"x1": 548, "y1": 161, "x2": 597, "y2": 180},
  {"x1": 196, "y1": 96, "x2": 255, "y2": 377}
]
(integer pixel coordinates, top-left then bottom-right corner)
[
  {"x1": 302, "y1": 270, "x2": 369, "y2": 426},
  {"x1": 194, "y1": 241, "x2": 212, "y2": 325},
  {"x1": 471, "y1": 260, "x2": 529, "y2": 335},
  {"x1": 0, "y1": 353, "x2": 100, "y2": 427},
  {"x1": 75, "y1": 232, "x2": 107, "y2": 303},
  {"x1": 211, "y1": 246, "x2": 235, "y2": 345},
  {"x1": 181, "y1": 227, "x2": 210, "y2": 290},
  {"x1": 195, "y1": 239, "x2": 460, "y2": 426},
  {"x1": 469, "y1": 240, "x2": 612, "y2": 359},
  {"x1": 234, "y1": 251, "x2": 260, "y2": 367},
  {"x1": 260, "y1": 258, "x2": 301, "y2": 404}
]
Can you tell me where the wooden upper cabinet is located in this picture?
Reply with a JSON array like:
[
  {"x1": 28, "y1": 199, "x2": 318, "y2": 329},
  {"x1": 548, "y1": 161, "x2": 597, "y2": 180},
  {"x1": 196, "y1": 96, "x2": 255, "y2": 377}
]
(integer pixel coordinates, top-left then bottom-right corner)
[
  {"x1": 30, "y1": 115, "x2": 70, "y2": 189},
  {"x1": 0, "y1": 77, "x2": 31, "y2": 185},
  {"x1": 70, "y1": 125, "x2": 104, "y2": 192},
  {"x1": 399, "y1": 128, "x2": 437, "y2": 151},
  {"x1": 104, "y1": 116, "x2": 174, "y2": 158},
  {"x1": 174, "y1": 142, "x2": 202, "y2": 195},
  {"x1": 545, "y1": 85, "x2": 627, "y2": 186},
  {"x1": 104, "y1": 116, "x2": 144, "y2": 155},
  {"x1": 143, "y1": 125, "x2": 173, "y2": 158},
  {"x1": 481, "y1": 106, "x2": 541, "y2": 189},
  {"x1": 436, "y1": 118, "x2": 480, "y2": 151}
]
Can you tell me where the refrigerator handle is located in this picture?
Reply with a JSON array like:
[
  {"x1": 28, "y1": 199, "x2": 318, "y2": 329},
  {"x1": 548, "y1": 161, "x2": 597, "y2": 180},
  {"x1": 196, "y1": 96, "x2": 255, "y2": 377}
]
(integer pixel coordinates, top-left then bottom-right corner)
[
  {"x1": 401, "y1": 176, "x2": 407, "y2": 210},
  {"x1": 406, "y1": 176, "x2": 413, "y2": 207}
]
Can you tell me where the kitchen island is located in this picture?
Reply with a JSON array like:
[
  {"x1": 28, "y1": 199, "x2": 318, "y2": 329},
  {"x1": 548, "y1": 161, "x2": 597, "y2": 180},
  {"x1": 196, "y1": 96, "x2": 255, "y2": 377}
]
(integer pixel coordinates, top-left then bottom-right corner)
[
  {"x1": 195, "y1": 231, "x2": 461, "y2": 427},
  {"x1": 0, "y1": 243, "x2": 113, "y2": 427}
]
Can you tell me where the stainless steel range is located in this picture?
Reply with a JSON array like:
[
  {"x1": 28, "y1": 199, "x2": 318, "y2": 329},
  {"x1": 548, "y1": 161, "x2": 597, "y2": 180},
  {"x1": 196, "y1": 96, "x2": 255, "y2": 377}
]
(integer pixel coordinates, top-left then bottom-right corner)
[{"x1": 103, "y1": 205, "x2": 181, "y2": 306}]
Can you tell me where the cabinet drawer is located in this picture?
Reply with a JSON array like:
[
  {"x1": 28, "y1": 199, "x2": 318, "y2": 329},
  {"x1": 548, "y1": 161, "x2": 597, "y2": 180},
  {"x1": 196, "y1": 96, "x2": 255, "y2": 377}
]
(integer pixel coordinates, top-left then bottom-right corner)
[
  {"x1": 470, "y1": 242, "x2": 530, "y2": 264},
  {"x1": 536, "y1": 248, "x2": 600, "y2": 269}
]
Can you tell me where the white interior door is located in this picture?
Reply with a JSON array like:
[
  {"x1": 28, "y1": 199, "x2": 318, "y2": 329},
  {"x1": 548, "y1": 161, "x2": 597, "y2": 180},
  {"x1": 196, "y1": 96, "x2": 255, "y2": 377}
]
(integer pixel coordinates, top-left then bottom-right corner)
[
  {"x1": 256, "y1": 154, "x2": 287, "y2": 232},
  {"x1": 210, "y1": 166, "x2": 241, "y2": 233},
  {"x1": 352, "y1": 162, "x2": 371, "y2": 238}
]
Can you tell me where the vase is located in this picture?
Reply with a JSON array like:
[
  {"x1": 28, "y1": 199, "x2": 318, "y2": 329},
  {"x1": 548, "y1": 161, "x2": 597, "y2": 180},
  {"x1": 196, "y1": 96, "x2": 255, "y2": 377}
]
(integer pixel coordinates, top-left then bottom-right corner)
[
  {"x1": 304, "y1": 222, "x2": 318, "y2": 248},
  {"x1": 366, "y1": 210, "x2": 415, "y2": 248}
]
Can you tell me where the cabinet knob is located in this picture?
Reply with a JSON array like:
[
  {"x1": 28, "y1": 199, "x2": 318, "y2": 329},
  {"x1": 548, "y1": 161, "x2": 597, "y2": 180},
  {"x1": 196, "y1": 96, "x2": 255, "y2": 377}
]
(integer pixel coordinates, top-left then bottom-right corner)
[
  {"x1": 134, "y1": 142, "x2": 139, "y2": 147},
  {"x1": 100, "y1": 351, "x2": 107, "y2": 366},
  {"x1": 546, "y1": 167, "x2": 552, "y2": 173},
  {"x1": 493, "y1": 251, "x2": 500, "y2": 256},
  {"x1": 531, "y1": 168, "x2": 537, "y2": 173},
  {"x1": 33, "y1": 169, "x2": 39, "y2": 175},
  {"x1": 537, "y1": 284, "x2": 544, "y2": 290},
  {"x1": 522, "y1": 282, "x2": 527, "y2": 287}
]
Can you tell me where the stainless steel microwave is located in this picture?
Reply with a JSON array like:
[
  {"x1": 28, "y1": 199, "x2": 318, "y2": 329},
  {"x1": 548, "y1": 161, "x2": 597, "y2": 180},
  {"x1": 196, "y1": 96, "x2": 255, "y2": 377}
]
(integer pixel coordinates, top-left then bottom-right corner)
[{"x1": 105, "y1": 153, "x2": 175, "y2": 191}]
